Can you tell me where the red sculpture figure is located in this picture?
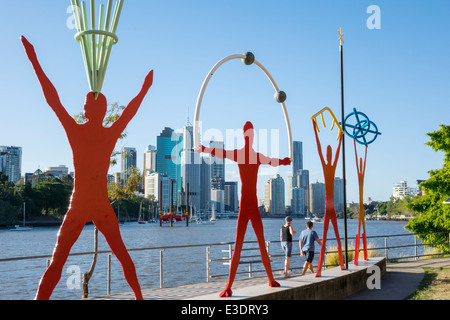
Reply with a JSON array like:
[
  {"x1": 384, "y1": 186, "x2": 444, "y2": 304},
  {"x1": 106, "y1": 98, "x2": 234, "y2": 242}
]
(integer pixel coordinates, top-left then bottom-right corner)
[
  {"x1": 198, "y1": 121, "x2": 290, "y2": 297},
  {"x1": 312, "y1": 119, "x2": 345, "y2": 277},
  {"x1": 353, "y1": 139, "x2": 368, "y2": 265},
  {"x1": 21, "y1": 36, "x2": 153, "y2": 300}
]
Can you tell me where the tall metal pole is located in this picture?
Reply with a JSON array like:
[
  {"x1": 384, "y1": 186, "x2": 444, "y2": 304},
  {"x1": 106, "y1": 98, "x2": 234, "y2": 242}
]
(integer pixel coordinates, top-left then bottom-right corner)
[{"x1": 339, "y1": 28, "x2": 349, "y2": 270}]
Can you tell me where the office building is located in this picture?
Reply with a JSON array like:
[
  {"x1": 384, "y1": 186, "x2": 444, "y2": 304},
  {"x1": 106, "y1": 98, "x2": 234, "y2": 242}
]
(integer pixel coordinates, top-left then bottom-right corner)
[
  {"x1": 200, "y1": 155, "x2": 211, "y2": 211},
  {"x1": 156, "y1": 127, "x2": 182, "y2": 206},
  {"x1": 180, "y1": 124, "x2": 201, "y2": 210},
  {"x1": 291, "y1": 187, "x2": 305, "y2": 215},
  {"x1": 293, "y1": 141, "x2": 303, "y2": 174},
  {"x1": 0, "y1": 146, "x2": 22, "y2": 184},
  {"x1": 44, "y1": 165, "x2": 69, "y2": 178}
]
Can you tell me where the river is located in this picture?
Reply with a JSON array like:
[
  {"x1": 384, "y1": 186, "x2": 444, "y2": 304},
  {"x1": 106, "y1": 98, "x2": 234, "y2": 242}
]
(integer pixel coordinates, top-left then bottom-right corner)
[{"x1": 0, "y1": 217, "x2": 416, "y2": 300}]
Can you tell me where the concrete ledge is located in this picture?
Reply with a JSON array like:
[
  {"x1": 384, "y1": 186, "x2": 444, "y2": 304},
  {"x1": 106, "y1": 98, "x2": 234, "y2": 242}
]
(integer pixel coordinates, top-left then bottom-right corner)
[{"x1": 190, "y1": 257, "x2": 386, "y2": 300}]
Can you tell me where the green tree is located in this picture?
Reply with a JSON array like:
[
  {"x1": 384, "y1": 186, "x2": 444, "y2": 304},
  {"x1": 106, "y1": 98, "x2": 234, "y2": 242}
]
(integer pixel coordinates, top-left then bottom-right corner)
[
  {"x1": 33, "y1": 182, "x2": 72, "y2": 217},
  {"x1": 405, "y1": 125, "x2": 450, "y2": 254}
]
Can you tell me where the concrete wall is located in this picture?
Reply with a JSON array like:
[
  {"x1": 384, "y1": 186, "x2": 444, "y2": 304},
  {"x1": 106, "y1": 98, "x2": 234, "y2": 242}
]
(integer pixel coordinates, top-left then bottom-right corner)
[{"x1": 247, "y1": 257, "x2": 386, "y2": 300}]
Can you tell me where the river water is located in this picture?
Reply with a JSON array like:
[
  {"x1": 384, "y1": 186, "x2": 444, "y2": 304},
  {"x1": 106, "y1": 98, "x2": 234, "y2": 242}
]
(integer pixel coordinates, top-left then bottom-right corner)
[{"x1": 0, "y1": 217, "x2": 416, "y2": 300}]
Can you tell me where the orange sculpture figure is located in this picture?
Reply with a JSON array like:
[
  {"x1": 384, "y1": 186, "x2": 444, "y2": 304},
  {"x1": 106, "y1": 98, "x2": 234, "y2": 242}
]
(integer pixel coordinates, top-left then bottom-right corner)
[
  {"x1": 21, "y1": 36, "x2": 153, "y2": 300},
  {"x1": 353, "y1": 140, "x2": 368, "y2": 265},
  {"x1": 198, "y1": 121, "x2": 290, "y2": 297},
  {"x1": 312, "y1": 118, "x2": 345, "y2": 277}
]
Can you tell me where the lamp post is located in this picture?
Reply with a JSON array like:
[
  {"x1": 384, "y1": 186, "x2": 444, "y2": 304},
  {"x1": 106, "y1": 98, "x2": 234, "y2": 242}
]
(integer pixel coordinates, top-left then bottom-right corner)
[{"x1": 339, "y1": 28, "x2": 349, "y2": 270}]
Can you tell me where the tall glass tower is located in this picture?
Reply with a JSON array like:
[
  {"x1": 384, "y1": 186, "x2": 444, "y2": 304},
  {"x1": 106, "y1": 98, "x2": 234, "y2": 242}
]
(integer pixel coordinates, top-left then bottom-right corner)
[{"x1": 0, "y1": 146, "x2": 22, "y2": 183}]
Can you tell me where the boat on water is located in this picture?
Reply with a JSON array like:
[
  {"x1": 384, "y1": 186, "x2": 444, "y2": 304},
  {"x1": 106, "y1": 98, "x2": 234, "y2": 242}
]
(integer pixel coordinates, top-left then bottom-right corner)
[
  {"x1": 312, "y1": 216, "x2": 322, "y2": 223},
  {"x1": 137, "y1": 201, "x2": 146, "y2": 224},
  {"x1": 10, "y1": 203, "x2": 32, "y2": 231}
]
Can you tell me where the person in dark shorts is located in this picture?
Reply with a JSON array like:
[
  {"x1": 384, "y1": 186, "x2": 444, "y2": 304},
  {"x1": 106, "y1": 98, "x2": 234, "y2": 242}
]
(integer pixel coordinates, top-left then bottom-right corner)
[
  {"x1": 299, "y1": 221, "x2": 322, "y2": 275},
  {"x1": 280, "y1": 216, "x2": 296, "y2": 278}
]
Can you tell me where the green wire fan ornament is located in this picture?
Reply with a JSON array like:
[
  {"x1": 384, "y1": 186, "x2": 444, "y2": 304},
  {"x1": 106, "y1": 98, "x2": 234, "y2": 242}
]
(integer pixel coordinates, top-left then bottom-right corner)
[{"x1": 70, "y1": 0, "x2": 124, "y2": 96}]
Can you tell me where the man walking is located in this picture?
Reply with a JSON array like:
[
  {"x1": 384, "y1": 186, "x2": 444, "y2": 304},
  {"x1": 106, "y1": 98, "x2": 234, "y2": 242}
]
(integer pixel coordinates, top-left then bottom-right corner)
[{"x1": 299, "y1": 221, "x2": 322, "y2": 275}]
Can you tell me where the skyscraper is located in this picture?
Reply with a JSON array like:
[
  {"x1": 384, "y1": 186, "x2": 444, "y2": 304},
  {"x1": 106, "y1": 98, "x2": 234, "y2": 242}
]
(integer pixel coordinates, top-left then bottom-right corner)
[
  {"x1": 121, "y1": 147, "x2": 137, "y2": 182},
  {"x1": 143, "y1": 145, "x2": 156, "y2": 176},
  {"x1": 224, "y1": 181, "x2": 239, "y2": 212},
  {"x1": 309, "y1": 182, "x2": 325, "y2": 216},
  {"x1": 293, "y1": 141, "x2": 303, "y2": 174},
  {"x1": 156, "y1": 127, "x2": 182, "y2": 206},
  {"x1": 200, "y1": 155, "x2": 211, "y2": 211},
  {"x1": 265, "y1": 174, "x2": 285, "y2": 215},
  {"x1": 334, "y1": 177, "x2": 344, "y2": 213},
  {"x1": 180, "y1": 123, "x2": 201, "y2": 210},
  {"x1": 0, "y1": 146, "x2": 22, "y2": 183},
  {"x1": 209, "y1": 140, "x2": 225, "y2": 190}
]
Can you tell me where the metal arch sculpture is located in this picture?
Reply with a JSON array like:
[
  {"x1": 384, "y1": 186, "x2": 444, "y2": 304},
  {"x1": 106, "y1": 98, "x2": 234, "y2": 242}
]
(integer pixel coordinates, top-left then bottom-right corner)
[
  {"x1": 343, "y1": 108, "x2": 381, "y2": 265},
  {"x1": 21, "y1": 0, "x2": 153, "y2": 300},
  {"x1": 193, "y1": 52, "x2": 293, "y2": 161},
  {"x1": 310, "y1": 107, "x2": 346, "y2": 277},
  {"x1": 193, "y1": 52, "x2": 292, "y2": 297}
]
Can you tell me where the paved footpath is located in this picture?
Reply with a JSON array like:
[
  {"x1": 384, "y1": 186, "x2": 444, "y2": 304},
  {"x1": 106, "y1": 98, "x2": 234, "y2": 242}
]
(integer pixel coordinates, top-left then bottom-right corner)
[
  {"x1": 345, "y1": 257, "x2": 450, "y2": 300},
  {"x1": 92, "y1": 257, "x2": 450, "y2": 300}
]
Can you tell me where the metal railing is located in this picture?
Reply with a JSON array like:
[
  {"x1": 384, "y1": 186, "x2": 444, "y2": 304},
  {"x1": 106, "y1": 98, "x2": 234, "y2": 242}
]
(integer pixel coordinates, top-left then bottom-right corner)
[{"x1": 0, "y1": 230, "x2": 449, "y2": 299}]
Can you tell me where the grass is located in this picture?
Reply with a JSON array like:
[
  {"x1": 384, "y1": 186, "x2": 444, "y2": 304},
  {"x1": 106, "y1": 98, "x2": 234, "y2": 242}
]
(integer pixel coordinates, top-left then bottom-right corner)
[
  {"x1": 325, "y1": 242, "x2": 379, "y2": 267},
  {"x1": 406, "y1": 267, "x2": 450, "y2": 300}
]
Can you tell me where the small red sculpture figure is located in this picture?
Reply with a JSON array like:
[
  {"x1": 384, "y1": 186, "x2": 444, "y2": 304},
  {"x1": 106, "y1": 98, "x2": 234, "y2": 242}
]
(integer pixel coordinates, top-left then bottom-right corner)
[
  {"x1": 21, "y1": 36, "x2": 153, "y2": 300},
  {"x1": 353, "y1": 139, "x2": 368, "y2": 265},
  {"x1": 312, "y1": 119, "x2": 345, "y2": 277},
  {"x1": 198, "y1": 121, "x2": 290, "y2": 297}
]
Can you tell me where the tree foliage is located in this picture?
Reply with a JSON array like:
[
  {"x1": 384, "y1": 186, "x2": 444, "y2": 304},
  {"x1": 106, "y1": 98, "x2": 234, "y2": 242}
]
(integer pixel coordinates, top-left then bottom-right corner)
[{"x1": 405, "y1": 125, "x2": 450, "y2": 254}]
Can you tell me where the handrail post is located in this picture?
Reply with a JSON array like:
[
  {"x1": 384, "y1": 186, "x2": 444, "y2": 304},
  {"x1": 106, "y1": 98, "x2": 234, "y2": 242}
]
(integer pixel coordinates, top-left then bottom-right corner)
[
  {"x1": 414, "y1": 236, "x2": 418, "y2": 260},
  {"x1": 206, "y1": 246, "x2": 210, "y2": 283},
  {"x1": 384, "y1": 237, "x2": 388, "y2": 260},
  {"x1": 160, "y1": 250, "x2": 164, "y2": 288},
  {"x1": 107, "y1": 254, "x2": 111, "y2": 295}
]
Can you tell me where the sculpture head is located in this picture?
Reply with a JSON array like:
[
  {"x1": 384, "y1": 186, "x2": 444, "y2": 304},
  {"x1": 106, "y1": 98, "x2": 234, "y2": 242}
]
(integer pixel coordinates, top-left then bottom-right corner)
[
  {"x1": 83, "y1": 92, "x2": 107, "y2": 124},
  {"x1": 243, "y1": 121, "x2": 255, "y2": 147},
  {"x1": 326, "y1": 145, "x2": 333, "y2": 164}
]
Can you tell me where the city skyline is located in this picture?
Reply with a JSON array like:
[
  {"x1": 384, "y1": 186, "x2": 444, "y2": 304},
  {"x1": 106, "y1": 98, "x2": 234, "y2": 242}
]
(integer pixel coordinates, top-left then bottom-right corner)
[{"x1": 1, "y1": 1, "x2": 448, "y2": 203}]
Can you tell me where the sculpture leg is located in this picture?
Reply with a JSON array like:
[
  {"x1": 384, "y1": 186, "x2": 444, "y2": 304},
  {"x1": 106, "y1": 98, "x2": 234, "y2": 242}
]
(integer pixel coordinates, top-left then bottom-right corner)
[
  {"x1": 251, "y1": 216, "x2": 280, "y2": 287},
  {"x1": 330, "y1": 216, "x2": 345, "y2": 270},
  {"x1": 35, "y1": 212, "x2": 85, "y2": 300},
  {"x1": 354, "y1": 218, "x2": 362, "y2": 266},
  {"x1": 94, "y1": 210, "x2": 143, "y2": 300},
  {"x1": 315, "y1": 217, "x2": 330, "y2": 277},
  {"x1": 220, "y1": 215, "x2": 249, "y2": 297}
]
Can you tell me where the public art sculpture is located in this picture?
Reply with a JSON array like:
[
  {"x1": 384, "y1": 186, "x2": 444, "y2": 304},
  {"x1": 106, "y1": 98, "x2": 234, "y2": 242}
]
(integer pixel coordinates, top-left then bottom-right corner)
[
  {"x1": 310, "y1": 107, "x2": 345, "y2": 277},
  {"x1": 193, "y1": 53, "x2": 292, "y2": 297},
  {"x1": 343, "y1": 108, "x2": 381, "y2": 265},
  {"x1": 21, "y1": 0, "x2": 153, "y2": 300}
]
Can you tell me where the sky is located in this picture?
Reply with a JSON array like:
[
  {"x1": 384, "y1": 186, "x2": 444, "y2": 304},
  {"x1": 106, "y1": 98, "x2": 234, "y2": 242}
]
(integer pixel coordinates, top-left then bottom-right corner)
[{"x1": 1, "y1": 0, "x2": 449, "y2": 203}]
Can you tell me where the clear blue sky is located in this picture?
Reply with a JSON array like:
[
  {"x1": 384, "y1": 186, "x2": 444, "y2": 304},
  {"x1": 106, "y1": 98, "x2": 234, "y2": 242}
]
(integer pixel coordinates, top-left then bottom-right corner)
[{"x1": 1, "y1": 0, "x2": 449, "y2": 203}]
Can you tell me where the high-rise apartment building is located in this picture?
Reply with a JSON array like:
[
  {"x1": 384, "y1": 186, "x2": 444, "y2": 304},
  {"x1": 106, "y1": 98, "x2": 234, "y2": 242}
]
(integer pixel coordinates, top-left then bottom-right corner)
[
  {"x1": 309, "y1": 182, "x2": 325, "y2": 216},
  {"x1": 143, "y1": 145, "x2": 156, "y2": 176},
  {"x1": 0, "y1": 146, "x2": 22, "y2": 184},
  {"x1": 145, "y1": 172, "x2": 171, "y2": 212},
  {"x1": 121, "y1": 147, "x2": 137, "y2": 182},
  {"x1": 334, "y1": 177, "x2": 344, "y2": 213},
  {"x1": 224, "y1": 181, "x2": 239, "y2": 212},
  {"x1": 265, "y1": 174, "x2": 285, "y2": 215}
]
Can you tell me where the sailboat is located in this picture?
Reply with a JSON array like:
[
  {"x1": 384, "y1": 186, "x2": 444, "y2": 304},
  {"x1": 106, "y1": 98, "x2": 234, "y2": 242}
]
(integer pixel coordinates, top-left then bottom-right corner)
[
  {"x1": 138, "y1": 201, "x2": 146, "y2": 224},
  {"x1": 209, "y1": 203, "x2": 216, "y2": 222},
  {"x1": 10, "y1": 202, "x2": 32, "y2": 231}
]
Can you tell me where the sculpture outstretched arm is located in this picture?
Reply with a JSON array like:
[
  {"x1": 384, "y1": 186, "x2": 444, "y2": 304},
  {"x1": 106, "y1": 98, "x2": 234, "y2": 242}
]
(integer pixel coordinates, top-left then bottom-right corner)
[
  {"x1": 333, "y1": 132, "x2": 344, "y2": 167},
  {"x1": 258, "y1": 154, "x2": 291, "y2": 167},
  {"x1": 312, "y1": 119, "x2": 326, "y2": 166},
  {"x1": 197, "y1": 145, "x2": 238, "y2": 162},
  {"x1": 112, "y1": 70, "x2": 154, "y2": 134},
  {"x1": 21, "y1": 36, "x2": 75, "y2": 128}
]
